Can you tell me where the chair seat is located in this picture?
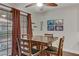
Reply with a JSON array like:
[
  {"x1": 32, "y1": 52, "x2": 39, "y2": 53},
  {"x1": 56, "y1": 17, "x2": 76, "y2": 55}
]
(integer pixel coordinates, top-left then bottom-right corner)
[
  {"x1": 31, "y1": 48, "x2": 40, "y2": 54},
  {"x1": 45, "y1": 46, "x2": 57, "y2": 52}
]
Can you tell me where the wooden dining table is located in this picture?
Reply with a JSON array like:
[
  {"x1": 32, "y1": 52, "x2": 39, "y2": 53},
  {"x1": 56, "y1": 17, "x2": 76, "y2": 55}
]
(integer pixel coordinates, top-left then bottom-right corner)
[{"x1": 21, "y1": 35, "x2": 58, "y2": 55}]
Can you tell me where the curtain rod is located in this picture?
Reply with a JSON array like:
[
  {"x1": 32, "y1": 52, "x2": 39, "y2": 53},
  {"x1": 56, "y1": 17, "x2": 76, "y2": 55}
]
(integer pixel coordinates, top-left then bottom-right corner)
[{"x1": 0, "y1": 3, "x2": 30, "y2": 15}]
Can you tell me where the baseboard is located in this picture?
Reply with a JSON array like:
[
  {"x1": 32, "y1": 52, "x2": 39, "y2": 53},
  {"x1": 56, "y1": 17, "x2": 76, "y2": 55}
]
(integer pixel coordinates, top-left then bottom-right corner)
[{"x1": 63, "y1": 49, "x2": 79, "y2": 56}]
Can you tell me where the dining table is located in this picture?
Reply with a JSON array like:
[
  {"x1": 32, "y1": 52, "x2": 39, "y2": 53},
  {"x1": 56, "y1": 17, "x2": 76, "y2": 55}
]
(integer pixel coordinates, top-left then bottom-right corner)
[{"x1": 21, "y1": 35, "x2": 58, "y2": 56}]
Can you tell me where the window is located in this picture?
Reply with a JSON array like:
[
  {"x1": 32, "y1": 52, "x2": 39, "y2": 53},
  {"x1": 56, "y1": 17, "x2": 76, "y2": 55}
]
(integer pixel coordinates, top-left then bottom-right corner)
[
  {"x1": 0, "y1": 8, "x2": 28, "y2": 56},
  {"x1": 20, "y1": 15, "x2": 27, "y2": 38},
  {"x1": 0, "y1": 9, "x2": 12, "y2": 56}
]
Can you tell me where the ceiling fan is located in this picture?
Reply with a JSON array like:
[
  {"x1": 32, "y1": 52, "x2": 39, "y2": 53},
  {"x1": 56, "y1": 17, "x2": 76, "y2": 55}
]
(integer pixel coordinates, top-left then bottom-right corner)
[{"x1": 25, "y1": 3, "x2": 58, "y2": 8}]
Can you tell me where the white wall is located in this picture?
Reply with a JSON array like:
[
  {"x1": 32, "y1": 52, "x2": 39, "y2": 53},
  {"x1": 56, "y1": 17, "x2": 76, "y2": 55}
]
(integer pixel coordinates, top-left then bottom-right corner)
[
  {"x1": 32, "y1": 6, "x2": 79, "y2": 53},
  {"x1": 31, "y1": 12, "x2": 47, "y2": 35}
]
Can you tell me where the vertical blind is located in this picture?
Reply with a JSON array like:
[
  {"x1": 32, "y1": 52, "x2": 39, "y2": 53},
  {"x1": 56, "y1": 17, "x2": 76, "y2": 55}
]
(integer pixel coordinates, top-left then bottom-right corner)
[
  {"x1": 0, "y1": 8, "x2": 28, "y2": 56},
  {"x1": 0, "y1": 9, "x2": 12, "y2": 56},
  {"x1": 0, "y1": 5, "x2": 32, "y2": 56}
]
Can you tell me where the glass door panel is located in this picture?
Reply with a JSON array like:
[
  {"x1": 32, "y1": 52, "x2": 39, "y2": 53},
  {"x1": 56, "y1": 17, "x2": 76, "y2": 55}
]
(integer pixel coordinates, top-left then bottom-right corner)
[
  {"x1": 0, "y1": 9, "x2": 12, "y2": 56},
  {"x1": 20, "y1": 15, "x2": 27, "y2": 38}
]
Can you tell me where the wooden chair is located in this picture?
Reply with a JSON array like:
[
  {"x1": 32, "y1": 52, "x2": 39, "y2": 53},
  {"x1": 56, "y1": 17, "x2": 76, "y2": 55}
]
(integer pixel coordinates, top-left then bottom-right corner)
[
  {"x1": 17, "y1": 34, "x2": 41, "y2": 56},
  {"x1": 43, "y1": 36, "x2": 64, "y2": 56},
  {"x1": 44, "y1": 34, "x2": 53, "y2": 46}
]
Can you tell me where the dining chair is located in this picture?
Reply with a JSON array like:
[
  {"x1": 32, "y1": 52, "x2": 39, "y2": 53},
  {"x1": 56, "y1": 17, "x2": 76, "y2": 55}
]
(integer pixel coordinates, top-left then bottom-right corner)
[
  {"x1": 17, "y1": 34, "x2": 41, "y2": 56},
  {"x1": 44, "y1": 33, "x2": 53, "y2": 46},
  {"x1": 42, "y1": 36, "x2": 64, "y2": 56}
]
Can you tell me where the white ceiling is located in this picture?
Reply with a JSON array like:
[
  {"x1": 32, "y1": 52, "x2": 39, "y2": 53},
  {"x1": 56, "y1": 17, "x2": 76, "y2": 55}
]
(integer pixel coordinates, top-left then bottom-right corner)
[{"x1": 2, "y1": 3, "x2": 79, "y2": 13}]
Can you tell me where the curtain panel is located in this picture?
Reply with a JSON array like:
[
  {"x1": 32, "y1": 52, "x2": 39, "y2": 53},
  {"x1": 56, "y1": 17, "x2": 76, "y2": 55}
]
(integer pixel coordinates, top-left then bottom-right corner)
[
  {"x1": 12, "y1": 8, "x2": 20, "y2": 56},
  {"x1": 27, "y1": 14, "x2": 32, "y2": 39}
]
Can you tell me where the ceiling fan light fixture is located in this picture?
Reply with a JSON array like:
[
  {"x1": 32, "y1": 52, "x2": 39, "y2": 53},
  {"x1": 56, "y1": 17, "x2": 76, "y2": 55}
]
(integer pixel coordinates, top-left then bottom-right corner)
[{"x1": 36, "y1": 3, "x2": 43, "y2": 7}]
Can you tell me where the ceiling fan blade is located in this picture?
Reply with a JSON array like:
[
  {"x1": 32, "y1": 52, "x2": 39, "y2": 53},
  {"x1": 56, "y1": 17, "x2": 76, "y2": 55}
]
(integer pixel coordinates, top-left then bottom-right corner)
[
  {"x1": 25, "y1": 3, "x2": 35, "y2": 8},
  {"x1": 44, "y1": 3, "x2": 58, "y2": 7}
]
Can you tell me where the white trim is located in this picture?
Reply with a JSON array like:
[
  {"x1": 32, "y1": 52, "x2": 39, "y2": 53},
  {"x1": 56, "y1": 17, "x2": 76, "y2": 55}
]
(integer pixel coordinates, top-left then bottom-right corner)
[{"x1": 64, "y1": 49, "x2": 79, "y2": 55}]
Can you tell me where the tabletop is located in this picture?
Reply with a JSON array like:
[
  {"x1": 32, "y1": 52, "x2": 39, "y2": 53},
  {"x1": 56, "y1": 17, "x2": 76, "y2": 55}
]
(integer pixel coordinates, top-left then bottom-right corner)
[{"x1": 21, "y1": 35, "x2": 58, "y2": 44}]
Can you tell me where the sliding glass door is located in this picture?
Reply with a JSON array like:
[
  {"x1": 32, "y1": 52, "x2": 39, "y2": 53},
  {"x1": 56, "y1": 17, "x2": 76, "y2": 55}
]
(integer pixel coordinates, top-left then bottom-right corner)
[
  {"x1": 20, "y1": 15, "x2": 27, "y2": 39},
  {"x1": 0, "y1": 8, "x2": 28, "y2": 56},
  {"x1": 0, "y1": 9, "x2": 12, "y2": 56}
]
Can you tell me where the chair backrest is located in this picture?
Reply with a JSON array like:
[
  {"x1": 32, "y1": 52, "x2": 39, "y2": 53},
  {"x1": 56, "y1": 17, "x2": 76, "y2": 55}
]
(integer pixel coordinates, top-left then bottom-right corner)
[
  {"x1": 57, "y1": 36, "x2": 64, "y2": 56},
  {"x1": 17, "y1": 36, "x2": 41, "y2": 56},
  {"x1": 17, "y1": 34, "x2": 32, "y2": 56},
  {"x1": 45, "y1": 33, "x2": 53, "y2": 36},
  {"x1": 44, "y1": 34, "x2": 53, "y2": 46}
]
